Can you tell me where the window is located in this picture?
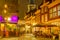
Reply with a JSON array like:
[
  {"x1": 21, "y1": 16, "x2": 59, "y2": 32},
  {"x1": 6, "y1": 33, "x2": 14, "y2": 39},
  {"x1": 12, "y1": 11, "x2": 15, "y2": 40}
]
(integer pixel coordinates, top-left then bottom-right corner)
[
  {"x1": 45, "y1": 14, "x2": 48, "y2": 22},
  {"x1": 38, "y1": 14, "x2": 40, "y2": 23},
  {"x1": 58, "y1": 5, "x2": 60, "y2": 10},
  {"x1": 41, "y1": 8, "x2": 44, "y2": 13},
  {"x1": 49, "y1": 8, "x2": 52, "y2": 13},
  {"x1": 49, "y1": 7, "x2": 57, "y2": 19},
  {"x1": 41, "y1": 15, "x2": 44, "y2": 23},
  {"x1": 53, "y1": 7, "x2": 56, "y2": 12},
  {"x1": 58, "y1": 5, "x2": 60, "y2": 16},
  {"x1": 45, "y1": 7, "x2": 48, "y2": 12},
  {"x1": 52, "y1": 7, "x2": 57, "y2": 17},
  {"x1": 49, "y1": 9, "x2": 53, "y2": 18}
]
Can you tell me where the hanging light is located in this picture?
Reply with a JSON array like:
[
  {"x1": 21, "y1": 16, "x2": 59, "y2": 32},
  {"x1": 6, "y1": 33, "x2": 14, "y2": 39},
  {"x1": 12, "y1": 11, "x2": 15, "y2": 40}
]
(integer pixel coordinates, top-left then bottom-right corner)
[
  {"x1": 4, "y1": 9, "x2": 7, "y2": 13},
  {"x1": 4, "y1": 4, "x2": 8, "y2": 8}
]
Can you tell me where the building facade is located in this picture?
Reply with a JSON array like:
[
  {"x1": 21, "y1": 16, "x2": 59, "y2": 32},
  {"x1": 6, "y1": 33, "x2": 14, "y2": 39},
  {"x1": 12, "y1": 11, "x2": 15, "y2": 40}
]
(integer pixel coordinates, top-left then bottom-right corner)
[
  {"x1": 24, "y1": 0, "x2": 60, "y2": 37},
  {"x1": 35, "y1": 0, "x2": 60, "y2": 36}
]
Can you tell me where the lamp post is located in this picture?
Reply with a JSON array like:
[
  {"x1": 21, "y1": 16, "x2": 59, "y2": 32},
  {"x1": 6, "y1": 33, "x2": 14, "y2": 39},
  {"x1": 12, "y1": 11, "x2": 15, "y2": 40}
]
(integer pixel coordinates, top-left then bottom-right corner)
[{"x1": 4, "y1": 3, "x2": 9, "y2": 37}]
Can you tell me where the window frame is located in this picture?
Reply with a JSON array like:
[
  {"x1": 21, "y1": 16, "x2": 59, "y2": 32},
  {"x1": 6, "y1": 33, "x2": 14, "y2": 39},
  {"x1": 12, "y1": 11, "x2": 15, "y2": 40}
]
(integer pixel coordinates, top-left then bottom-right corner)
[
  {"x1": 49, "y1": 6, "x2": 57, "y2": 19},
  {"x1": 57, "y1": 4, "x2": 60, "y2": 16},
  {"x1": 41, "y1": 15, "x2": 45, "y2": 23},
  {"x1": 49, "y1": 8, "x2": 53, "y2": 18},
  {"x1": 52, "y1": 7, "x2": 57, "y2": 17},
  {"x1": 44, "y1": 6, "x2": 48, "y2": 12},
  {"x1": 41, "y1": 7, "x2": 44, "y2": 13},
  {"x1": 45, "y1": 14, "x2": 48, "y2": 22}
]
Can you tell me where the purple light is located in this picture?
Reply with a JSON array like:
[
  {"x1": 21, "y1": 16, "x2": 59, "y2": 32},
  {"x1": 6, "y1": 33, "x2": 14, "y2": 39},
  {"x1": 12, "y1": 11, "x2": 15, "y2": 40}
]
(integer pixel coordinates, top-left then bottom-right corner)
[
  {"x1": 0, "y1": 16, "x2": 4, "y2": 22},
  {"x1": 0, "y1": 16, "x2": 3, "y2": 21},
  {"x1": 10, "y1": 16, "x2": 18, "y2": 23}
]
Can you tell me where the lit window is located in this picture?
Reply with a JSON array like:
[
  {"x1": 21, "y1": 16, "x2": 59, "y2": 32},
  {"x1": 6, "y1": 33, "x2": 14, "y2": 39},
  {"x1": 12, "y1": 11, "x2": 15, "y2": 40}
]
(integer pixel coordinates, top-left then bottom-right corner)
[
  {"x1": 49, "y1": 7, "x2": 57, "y2": 18},
  {"x1": 52, "y1": 7, "x2": 57, "y2": 17},
  {"x1": 41, "y1": 15, "x2": 44, "y2": 23},
  {"x1": 49, "y1": 9, "x2": 52, "y2": 13},
  {"x1": 53, "y1": 12, "x2": 57, "y2": 17},
  {"x1": 41, "y1": 8, "x2": 44, "y2": 13},
  {"x1": 45, "y1": 14, "x2": 48, "y2": 22},
  {"x1": 58, "y1": 5, "x2": 60, "y2": 10},
  {"x1": 50, "y1": 14, "x2": 53, "y2": 18},
  {"x1": 58, "y1": 5, "x2": 60, "y2": 16},
  {"x1": 45, "y1": 7, "x2": 48, "y2": 12},
  {"x1": 58, "y1": 11, "x2": 60, "y2": 16},
  {"x1": 53, "y1": 7, "x2": 56, "y2": 12},
  {"x1": 49, "y1": 9, "x2": 53, "y2": 18}
]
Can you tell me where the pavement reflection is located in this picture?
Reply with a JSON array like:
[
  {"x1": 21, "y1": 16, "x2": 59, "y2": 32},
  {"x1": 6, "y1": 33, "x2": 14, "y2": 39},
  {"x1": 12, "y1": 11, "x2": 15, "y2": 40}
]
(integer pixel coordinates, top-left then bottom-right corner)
[
  {"x1": 19, "y1": 34, "x2": 37, "y2": 40},
  {"x1": 19, "y1": 33, "x2": 52, "y2": 40},
  {"x1": 0, "y1": 33, "x2": 51, "y2": 40}
]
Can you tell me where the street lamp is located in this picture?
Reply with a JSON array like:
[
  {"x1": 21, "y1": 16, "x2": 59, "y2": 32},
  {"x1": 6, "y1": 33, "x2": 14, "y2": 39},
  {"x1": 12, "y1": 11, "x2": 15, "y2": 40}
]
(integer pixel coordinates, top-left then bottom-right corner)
[
  {"x1": 4, "y1": 4, "x2": 8, "y2": 8},
  {"x1": 4, "y1": 9, "x2": 7, "y2": 13},
  {"x1": 8, "y1": 17, "x2": 11, "y2": 21}
]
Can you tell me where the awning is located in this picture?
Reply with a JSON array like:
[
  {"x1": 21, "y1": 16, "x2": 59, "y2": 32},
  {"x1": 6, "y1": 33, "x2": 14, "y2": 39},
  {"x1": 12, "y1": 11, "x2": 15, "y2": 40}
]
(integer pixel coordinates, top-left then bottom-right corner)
[{"x1": 32, "y1": 24, "x2": 57, "y2": 27}]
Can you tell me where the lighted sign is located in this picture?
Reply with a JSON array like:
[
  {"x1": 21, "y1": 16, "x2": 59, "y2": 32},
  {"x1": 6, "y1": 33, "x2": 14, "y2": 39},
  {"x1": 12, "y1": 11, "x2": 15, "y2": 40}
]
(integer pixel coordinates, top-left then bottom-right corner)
[
  {"x1": 10, "y1": 16, "x2": 19, "y2": 23},
  {"x1": 0, "y1": 16, "x2": 4, "y2": 22}
]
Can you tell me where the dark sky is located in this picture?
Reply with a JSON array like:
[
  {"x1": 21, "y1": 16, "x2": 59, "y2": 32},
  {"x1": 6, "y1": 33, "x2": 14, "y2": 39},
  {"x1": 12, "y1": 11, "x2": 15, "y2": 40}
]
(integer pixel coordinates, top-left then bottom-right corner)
[{"x1": 18, "y1": 0, "x2": 43, "y2": 20}]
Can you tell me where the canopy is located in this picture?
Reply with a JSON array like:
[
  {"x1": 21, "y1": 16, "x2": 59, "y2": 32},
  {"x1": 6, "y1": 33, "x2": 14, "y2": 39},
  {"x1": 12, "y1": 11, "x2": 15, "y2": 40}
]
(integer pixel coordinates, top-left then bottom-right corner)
[{"x1": 32, "y1": 24, "x2": 57, "y2": 27}]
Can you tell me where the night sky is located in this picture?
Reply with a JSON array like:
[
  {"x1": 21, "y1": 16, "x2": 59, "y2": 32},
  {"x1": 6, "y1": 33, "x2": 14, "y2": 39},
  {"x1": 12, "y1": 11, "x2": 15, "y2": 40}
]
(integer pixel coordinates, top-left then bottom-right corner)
[{"x1": 18, "y1": 0, "x2": 42, "y2": 20}]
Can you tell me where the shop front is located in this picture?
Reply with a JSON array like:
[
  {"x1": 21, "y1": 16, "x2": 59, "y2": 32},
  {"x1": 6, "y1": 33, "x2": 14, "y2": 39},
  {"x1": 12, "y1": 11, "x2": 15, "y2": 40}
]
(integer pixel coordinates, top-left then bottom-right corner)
[
  {"x1": 0, "y1": 15, "x2": 19, "y2": 37},
  {"x1": 43, "y1": 19, "x2": 60, "y2": 40},
  {"x1": 5, "y1": 23, "x2": 19, "y2": 37},
  {"x1": 32, "y1": 24, "x2": 57, "y2": 38}
]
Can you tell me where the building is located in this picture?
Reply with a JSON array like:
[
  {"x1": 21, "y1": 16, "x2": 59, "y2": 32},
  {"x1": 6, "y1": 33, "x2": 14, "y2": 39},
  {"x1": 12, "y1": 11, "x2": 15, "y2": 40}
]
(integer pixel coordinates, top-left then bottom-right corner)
[
  {"x1": 40, "y1": 0, "x2": 60, "y2": 25},
  {"x1": 24, "y1": 0, "x2": 60, "y2": 36},
  {"x1": 18, "y1": 0, "x2": 42, "y2": 19},
  {"x1": 35, "y1": 9, "x2": 40, "y2": 24},
  {"x1": 35, "y1": 0, "x2": 60, "y2": 36},
  {"x1": 0, "y1": 0, "x2": 19, "y2": 37},
  {"x1": 24, "y1": 0, "x2": 42, "y2": 25}
]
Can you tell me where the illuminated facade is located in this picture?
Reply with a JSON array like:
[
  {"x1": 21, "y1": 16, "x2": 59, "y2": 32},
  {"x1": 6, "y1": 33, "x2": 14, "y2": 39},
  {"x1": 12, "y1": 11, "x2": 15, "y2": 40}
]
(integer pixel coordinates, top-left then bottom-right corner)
[
  {"x1": 0, "y1": 0, "x2": 19, "y2": 37},
  {"x1": 35, "y1": 10, "x2": 40, "y2": 24},
  {"x1": 34, "y1": 0, "x2": 60, "y2": 36},
  {"x1": 24, "y1": 0, "x2": 60, "y2": 36}
]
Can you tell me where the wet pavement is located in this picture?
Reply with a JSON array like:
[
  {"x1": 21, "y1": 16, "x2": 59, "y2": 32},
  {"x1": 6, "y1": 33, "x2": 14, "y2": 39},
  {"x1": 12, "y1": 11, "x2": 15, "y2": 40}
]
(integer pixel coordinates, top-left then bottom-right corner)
[
  {"x1": 0, "y1": 37, "x2": 19, "y2": 40},
  {"x1": 19, "y1": 34, "x2": 37, "y2": 40},
  {"x1": 0, "y1": 34, "x2": 52, "y2": 40},
  {"x1": 19, "y1": 33, "x2": 51, "y2": 40}
]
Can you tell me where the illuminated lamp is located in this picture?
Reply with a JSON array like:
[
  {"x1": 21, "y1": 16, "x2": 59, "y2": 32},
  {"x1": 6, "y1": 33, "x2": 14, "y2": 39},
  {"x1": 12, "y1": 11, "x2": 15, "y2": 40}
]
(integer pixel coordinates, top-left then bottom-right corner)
[
  {"x1": 10, "y1": 16, "x2": 19, "y2": 23},
  {"x1": 0, "y1": 16, "x2": 4, "y2": 22}
]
